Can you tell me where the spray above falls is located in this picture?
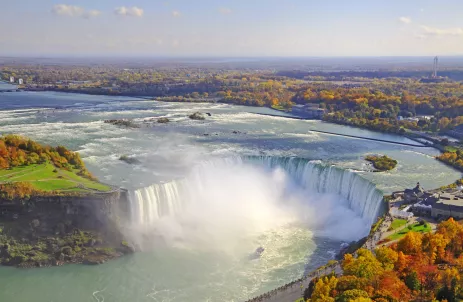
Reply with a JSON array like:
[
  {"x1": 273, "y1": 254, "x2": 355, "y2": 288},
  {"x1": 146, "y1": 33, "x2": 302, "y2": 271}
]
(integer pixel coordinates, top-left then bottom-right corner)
[{"x1": 128, "y1": 156, "x2": 385, "y2": 243}]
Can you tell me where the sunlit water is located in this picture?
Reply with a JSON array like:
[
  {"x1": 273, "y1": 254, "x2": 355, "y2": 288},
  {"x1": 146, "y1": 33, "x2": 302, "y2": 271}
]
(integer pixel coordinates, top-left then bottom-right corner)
[{"x1": 0, "y1": 91, "x2": 460, "y2": 301}]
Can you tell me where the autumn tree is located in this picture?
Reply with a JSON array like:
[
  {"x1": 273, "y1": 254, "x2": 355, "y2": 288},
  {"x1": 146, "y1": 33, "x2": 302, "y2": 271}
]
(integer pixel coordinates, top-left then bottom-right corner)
[
  {"x1": 375, "y1": 246, "x2": 399, "y2": 270},
  {"x1": 342, "y1": 249, "x2": 383, "y2": 279},
  {"x1": 397, "y1": 232, "x2": 423, "y2": 256},
  {"x1": 310, "y1": 276, "x2": 338, "y2": 302},
  {"x1": 336, "y1": 289, "x2": 369, "y2": 302}
]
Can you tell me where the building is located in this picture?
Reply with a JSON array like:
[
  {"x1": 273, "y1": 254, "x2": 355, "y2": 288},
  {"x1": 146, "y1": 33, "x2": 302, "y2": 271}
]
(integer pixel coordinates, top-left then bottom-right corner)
[
  {"x1": 290, "y1": 104, "x2": 326, "y2": 120},
  {"x1": 431, "y1": 192, "x2": 463, "y2": 219},
  {"x1": 411, "y1": 192, "x2": 439, "y2": 217},
  {"x1": 9, "y1": 76, "x2": 14, "y2": 83},
  {"x1": 18, "y1": 79, "x2": 24, "y2": 85},
  {"x1": 404, "y1": 182, "x2": 426, "y2": 203},
  {"x1": 302, "y1": 104, "x2": 326, "y2": 119},
  {"x1": 447, "y1": 124, "x2": 463, "y2": 139}
]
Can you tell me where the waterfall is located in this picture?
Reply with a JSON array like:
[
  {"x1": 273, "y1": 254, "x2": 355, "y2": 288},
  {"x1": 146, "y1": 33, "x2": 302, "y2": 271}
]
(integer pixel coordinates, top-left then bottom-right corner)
[{"x1": 129, "y1": 156, "x2": 385, "y2": 226}]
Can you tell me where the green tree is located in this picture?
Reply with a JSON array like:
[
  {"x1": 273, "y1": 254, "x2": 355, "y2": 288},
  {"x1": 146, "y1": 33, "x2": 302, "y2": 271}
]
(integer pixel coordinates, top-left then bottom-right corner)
[{"x1": 405, "y1": 271, "x2": 421, "y2": 291}]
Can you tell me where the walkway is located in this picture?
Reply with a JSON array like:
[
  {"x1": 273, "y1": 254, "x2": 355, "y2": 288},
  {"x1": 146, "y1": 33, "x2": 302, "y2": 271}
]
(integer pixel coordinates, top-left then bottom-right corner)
[{"x1": 245, "y1": 265, "x2": 342, "y2": 302}]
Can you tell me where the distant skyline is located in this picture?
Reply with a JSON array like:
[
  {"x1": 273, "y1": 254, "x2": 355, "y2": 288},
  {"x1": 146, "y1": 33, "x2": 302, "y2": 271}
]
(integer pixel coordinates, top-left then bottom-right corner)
[{"x1": 1, "y1": 0, "x2": 463, "y2": 57}]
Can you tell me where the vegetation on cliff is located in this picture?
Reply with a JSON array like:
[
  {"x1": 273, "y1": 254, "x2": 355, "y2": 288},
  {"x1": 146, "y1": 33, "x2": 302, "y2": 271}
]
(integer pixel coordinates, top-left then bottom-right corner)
[
  {"x1": 365, "y1": 155, "x2": 398, "y2": 171},
  {"x1": 305, "y1": 218, "x2": 463, "y2": 302},
  {"x1": 0, "y1": 135, "x2": 110, "y2": 198},
  {"x1": 0, "y1": 228, "x2": 133, "y2": 268}
]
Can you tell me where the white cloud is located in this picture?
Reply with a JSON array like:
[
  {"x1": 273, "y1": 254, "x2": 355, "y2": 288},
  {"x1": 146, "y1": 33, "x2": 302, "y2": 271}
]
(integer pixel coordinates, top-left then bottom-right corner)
[
  {"x1": 172, "y1": 10, "x2": 181, "y2": 17},
  {"x1": 52, "y1": 4, "x2": 85, "y2": 17},
  {"x1": 52, "y1": 4, "x2": 100, "y2": 19},
  {"x1": 84, "y1": 10, "x2": 101, "y2": 19},
  {"x1": 399, "y1": 17, "x2": 412, "y2": 24},
  {"x1": 421, "y1": 25, "x2": 463, "y2": 36},
  {"x1": 219, "y1": 7, "x2": 233, "y2": 15},
  {"x1": 114, "y1": 6, "x2": 144, "y2": 17}
]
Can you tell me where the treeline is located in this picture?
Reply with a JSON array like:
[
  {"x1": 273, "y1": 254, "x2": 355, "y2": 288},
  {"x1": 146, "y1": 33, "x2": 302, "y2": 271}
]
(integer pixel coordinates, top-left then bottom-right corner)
[
  {"x1": 437, "y1": 150, "x2": 463, "y2": 172},
  {"x1": 293, "y1": 81, "x2": 463, "y2": 133},
  {"x1": 5, "y1": 65, "x2": 463, "y2": 134},
  {"x1": 277, "y1": 70, "x2": 463, "y2": 81},
  {"x1": 0, "y1": 182, "x2": 37, "y2": 201},
  {"x1": 306, "y1": 218, "x2": 463, "y2": 302},
  {"x1": 0, "y1": 135, "x2": 94, "y2": 180},
  {"x1": 0, "y1": 182, "x2": 85, "y2": 201}
]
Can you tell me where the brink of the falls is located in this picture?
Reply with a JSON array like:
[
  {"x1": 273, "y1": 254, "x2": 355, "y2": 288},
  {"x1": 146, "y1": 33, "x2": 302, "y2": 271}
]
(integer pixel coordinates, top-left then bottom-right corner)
[{"x1": 128, "y1": 156, "x2": 385, "y2": 235}]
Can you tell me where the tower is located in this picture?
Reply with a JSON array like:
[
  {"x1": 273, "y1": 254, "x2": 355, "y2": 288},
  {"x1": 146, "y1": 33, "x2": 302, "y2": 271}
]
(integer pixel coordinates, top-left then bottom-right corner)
[{"x1": 432, "y1": 56, "x2": 438, "y2": 78}]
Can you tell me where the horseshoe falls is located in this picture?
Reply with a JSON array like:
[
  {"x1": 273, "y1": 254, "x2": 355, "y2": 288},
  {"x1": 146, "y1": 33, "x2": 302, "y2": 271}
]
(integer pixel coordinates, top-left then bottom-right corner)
[{"x1": 129, "y1": 156, "x2": 385, "y2": 233}]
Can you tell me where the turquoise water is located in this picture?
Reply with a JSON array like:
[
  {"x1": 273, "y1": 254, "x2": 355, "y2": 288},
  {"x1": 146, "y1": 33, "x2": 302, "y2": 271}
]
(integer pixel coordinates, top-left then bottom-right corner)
[{"x1": 0, "y1": 91, "x2": 460, "y2": 301}]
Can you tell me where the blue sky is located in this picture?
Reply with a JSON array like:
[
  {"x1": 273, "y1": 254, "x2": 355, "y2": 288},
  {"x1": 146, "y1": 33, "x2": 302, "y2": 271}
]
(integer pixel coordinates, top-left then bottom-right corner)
[{"x1": 1, "y1": 0, "x2": 462, "y2": 56}]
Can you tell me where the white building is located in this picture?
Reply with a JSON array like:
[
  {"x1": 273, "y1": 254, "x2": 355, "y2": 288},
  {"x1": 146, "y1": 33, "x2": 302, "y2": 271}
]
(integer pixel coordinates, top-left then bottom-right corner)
[
  {"x1": 18, "y1": 79, "x2": 24, "y2": 85},
  {"x1": 9, "y1": 76, "x2": 14, "y2": 83}
]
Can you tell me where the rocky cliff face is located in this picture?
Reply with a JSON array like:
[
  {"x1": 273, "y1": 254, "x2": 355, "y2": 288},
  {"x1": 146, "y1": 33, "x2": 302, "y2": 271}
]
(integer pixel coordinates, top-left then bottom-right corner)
[
  {"x1": 1, "y1": 189, "x2": 130, "y2": 230},
  {"x1": 0, "y1": 189, "x2": 133, "y2": 268}
]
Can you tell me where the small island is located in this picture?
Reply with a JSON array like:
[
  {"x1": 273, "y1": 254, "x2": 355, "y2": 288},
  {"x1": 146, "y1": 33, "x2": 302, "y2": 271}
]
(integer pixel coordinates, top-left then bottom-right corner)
[
  {"x1": 189, "y1": 112, "x2": 206, "y2": 120},
  {"x1": 0, "y1": 135, "x2": 132, "y2": 268},
  {"x1": 365, "y1": 155, "x2": 398, "y2": 172},
  {"x1": 104, "y1": 119, "x2": 140, "y2": 128}
]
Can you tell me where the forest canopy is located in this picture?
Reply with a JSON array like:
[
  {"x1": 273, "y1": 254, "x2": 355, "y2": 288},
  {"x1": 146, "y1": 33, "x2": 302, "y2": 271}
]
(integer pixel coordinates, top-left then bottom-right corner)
[{"x1": 306, "y1": 218, "x2": 463, "y2": 302}]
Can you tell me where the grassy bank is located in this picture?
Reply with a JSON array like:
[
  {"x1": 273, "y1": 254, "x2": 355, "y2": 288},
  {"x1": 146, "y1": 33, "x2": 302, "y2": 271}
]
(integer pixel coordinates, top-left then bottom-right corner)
[
  {"x1": 387, "y1": 222, "x2": 431, "y2": 241},
  {"x1": 0, "y1": 163, "x2": 110, "y2": 193}
]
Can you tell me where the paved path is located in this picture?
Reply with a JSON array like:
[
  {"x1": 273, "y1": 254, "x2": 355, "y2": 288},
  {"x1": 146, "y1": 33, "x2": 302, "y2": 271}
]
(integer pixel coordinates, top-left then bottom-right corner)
[{"x1": 245, "y1": 265, "x2": 342, "y2": 302}]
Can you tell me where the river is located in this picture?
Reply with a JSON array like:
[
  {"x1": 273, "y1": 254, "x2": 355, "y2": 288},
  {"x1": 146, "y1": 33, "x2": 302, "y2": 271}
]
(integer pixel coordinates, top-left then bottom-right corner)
[{"x1": 0, "y1": 90, "x2": 460, "y2": 302}]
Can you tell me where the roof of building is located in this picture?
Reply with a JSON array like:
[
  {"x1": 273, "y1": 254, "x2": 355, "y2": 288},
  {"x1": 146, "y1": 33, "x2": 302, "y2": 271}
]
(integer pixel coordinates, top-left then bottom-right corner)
[
  {"x1": 434, "y1": 194, "x2": 463, "y2": 212},
  {"x1": 405, "y1": 183, "x2": 425, "y2": 196},
  {"x1": 453, "y1": 124, "x2": 463, "y2": 132}
]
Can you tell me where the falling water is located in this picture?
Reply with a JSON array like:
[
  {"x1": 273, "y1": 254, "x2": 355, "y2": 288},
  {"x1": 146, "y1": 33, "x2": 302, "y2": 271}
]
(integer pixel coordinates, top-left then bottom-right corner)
[{"x1": 129, "y1": 156, "x2": 385, "y2": 227}]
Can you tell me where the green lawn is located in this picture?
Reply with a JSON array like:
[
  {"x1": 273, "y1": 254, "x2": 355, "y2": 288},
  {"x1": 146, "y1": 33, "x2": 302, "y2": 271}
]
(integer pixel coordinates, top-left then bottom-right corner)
[
  {"x1": 390, "y1": 219, "x2": 408, "y2": 230},
  {"x1": 271, "y1": 105, "x2": 290, "y2": 112},
  {"x1": 0, "y1": 163, "x2": 111, "y2": 193},
  {"x1": 444, "y1": 146, "x2": 458, "y2": 152},
  {"x1": 387, "y1": 223, "x2": 432, "y2": 241}
]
